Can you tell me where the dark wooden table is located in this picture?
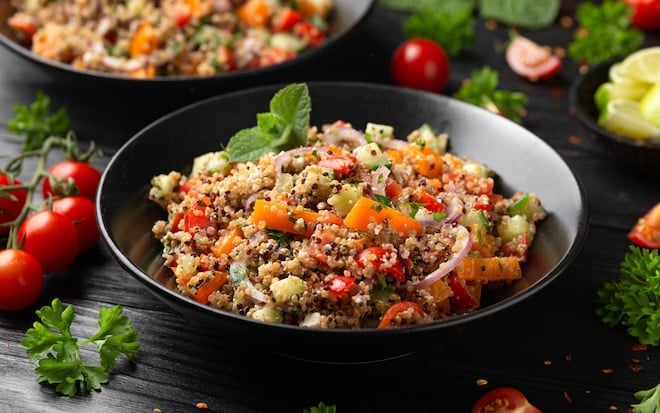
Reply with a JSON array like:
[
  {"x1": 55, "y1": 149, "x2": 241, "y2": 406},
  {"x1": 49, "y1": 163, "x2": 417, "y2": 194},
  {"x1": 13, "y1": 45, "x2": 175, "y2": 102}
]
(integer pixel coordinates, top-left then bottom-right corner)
[{"x1": 2, "y1": 3, "x2": 659, "y2": 412}]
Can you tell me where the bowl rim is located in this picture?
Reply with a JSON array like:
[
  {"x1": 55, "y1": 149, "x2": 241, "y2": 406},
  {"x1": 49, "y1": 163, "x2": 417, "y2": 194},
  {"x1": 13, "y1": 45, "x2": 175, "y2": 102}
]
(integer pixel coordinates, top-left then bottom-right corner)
[
  {"x1": 569, "y1": 58, "x2": 660, "y2": 150},
  {"x1": 97, "y1": 80, "x2": 590, "y2": 338},
  {"x1": 0, "y1": 0, "x2": 375, "y2": 84}
]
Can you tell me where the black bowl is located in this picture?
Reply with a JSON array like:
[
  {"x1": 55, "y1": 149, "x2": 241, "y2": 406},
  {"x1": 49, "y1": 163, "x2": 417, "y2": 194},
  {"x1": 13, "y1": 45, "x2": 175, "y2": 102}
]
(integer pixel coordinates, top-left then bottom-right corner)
[
  {"x1": 0, "y1": 0, "x2": 374, "y2": 101},
  {"x1": 570, "y1": 58, "x2": 660, "y2": 176},
  {"x1": 97, "y1": 82, "x2": 588, "y2": 363}
]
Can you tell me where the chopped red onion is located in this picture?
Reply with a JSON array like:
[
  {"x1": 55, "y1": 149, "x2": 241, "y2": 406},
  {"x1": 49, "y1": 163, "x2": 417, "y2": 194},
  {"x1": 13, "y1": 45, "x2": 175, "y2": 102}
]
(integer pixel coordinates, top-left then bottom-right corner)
[
  {"x1": 411, "y1": 225, "x2": 472, "y2": 289},
  {"x1": 274, "y1": 147, "x2": 315, "y2": 177},
  {"x1": 322, "y1": 127, "x2": 367, "y2": 146},
  {"x1": 245, "y1": 279, "x2": 269, "y2": 305}
]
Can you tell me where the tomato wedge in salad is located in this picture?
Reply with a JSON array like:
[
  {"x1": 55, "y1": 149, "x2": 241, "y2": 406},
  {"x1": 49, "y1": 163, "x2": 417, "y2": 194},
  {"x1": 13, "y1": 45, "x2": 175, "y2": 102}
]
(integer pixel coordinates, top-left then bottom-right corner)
[
  {"x1": 628, "y1": 203, "x2": 660, "y2": 249},
  {"x1": 471, "y1": 387, "x2": 541, "y2": 413},
  {"x1": 505, "y1": 35, "x2": 561, "y2": 82}
]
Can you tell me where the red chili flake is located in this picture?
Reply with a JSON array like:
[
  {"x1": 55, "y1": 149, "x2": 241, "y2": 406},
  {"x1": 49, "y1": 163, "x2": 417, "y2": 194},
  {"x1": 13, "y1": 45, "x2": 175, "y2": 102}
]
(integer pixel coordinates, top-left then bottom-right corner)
[
  {"x1": 564, "y1": 391, "x2": 573, "y2": 404},
  {"x1": 632, "y1": 343, "x2": 648, "y2": 351},
  {"x1": 568, "y1": 135, "x2": 583, "y2": 146},
  {"x1": 602, "y1": 368, "x2": 614, "y2": 374},
  {"x1": 629, "y1": 363, "x2": 644, "y2": 373}
]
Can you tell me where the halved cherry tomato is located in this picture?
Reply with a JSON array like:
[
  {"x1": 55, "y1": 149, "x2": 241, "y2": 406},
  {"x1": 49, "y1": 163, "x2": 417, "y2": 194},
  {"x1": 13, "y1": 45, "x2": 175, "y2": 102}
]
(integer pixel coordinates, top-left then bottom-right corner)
[
  {"x1": 447, "y1": 273, "x2": 479, "y2": 313},
  {"x1": 17, "y1": 210, "x2": 79, "y2": 273},
  {"x1": 357, "y1": 247, "x2": 406, "y2": 282},
  {"x1": 0, "y1": 249, "x2": 43, "y2": 311},
  {"x1": 505, "y1": 35, "x2": 562, "y2": 82},
  {"x1": 0, "y1": 173, "x2": 28, "y2": 234},
  {"x1": 391, "y1": 38, "x2": 450, "y2": 93},
  {"x1": 628, "y1": 203, "x2": 660, "y2": 249},
  {"x1": 42, "y1": 161, "x2": 101, "y2": 200},
  {"x1": 184, "y1": 204, "x2": 215, "y2": 233},
  {"x1": 52, "y1": 196, "x2": 100, "y2": 253},
  {"x1": 378, "y1": 301, "x2": 424, "y2": 328},
  {"x1": 327, "y1": 275, "x2": 356, "y2": 298},
  {"x1": 471, "y1": 387, "x2": 541, "y2": 413},
  {"x1": 385, "y1": 178, "x2": 402, "y2": 199},
  {"x1": 293, "y1": 21, "x2": 325, "y2": 46},
  {"x1": 413, "y1": 190, "x2": 445, "y2": 212},
  {"x1": 8, "y1": 13, "x2": 38, "y2": 37},
  {"x1": 318, "y1": 155, "x2": 356, "y2": 176},
  {"x1": 272, "y1": 7, "x2": 302, "y2": 31},
  {"x1": 624, "y1": 0, "x2": 660, "y2": 31}
]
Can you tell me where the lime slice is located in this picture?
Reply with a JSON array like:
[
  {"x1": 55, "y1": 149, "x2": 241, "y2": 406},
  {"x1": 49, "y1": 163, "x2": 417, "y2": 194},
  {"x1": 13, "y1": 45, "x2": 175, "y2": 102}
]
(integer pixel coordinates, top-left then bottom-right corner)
[
  {"x1": 598, "y1": 99, "x2": 660, "y2": 140},
  {"x1": 618, "y1": 47, "x2": 660, "y2": 84},
  {"x1": 609, "y1": 62, "x2": 651, "y2": 88},
  {"x1": 640, "y1": 83, "x2": 660, "y2": 128},
  {"x1": 594, "y1": 82, "x2": 649, "y2": 111}
]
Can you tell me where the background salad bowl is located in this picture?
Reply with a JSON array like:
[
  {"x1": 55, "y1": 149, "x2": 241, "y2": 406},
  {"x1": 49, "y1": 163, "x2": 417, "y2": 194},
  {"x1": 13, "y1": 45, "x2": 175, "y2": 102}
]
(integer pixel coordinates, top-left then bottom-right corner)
[
  {"x1": 0, "y1": 0, "x2": 374, "y2": 103},
  {"x1": 97, "y1": 82, "x2": 588, "y2": 363}
]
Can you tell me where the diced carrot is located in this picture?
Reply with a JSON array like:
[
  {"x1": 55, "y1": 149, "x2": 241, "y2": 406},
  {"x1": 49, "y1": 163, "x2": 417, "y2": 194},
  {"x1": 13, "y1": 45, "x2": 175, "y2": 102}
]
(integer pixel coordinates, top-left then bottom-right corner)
[
  {"x1": 211, "y1": 228, "x2": 243, "y2": 258},
  {"x1": 468, "y1": 224, "x2": 497, "y2": 258},
  {"x1": 252, "y1": 199, "x2": 321, "y2": 236},
  {"x1": 129, "y1": 22, "x2": 158, "y2": 57},
  {"x1": 455, "y1": 256, "x2": 522, "y2": 281},
  {"x1": 185, "y1": 271, "x2": 227, "y2": 304},
  {"x1": 344, "y1": 197, "x2": 422, "y2": 236},
  {"x1": 237, "y1": 0, "x2": 272, "y2": 27},
  {"x1": 127, "y1": 64, "x2": 157, "y2": 78},
  {"x1": 427, "y1": 279, "x2": 452, "y2": 313},
  {"x1": 296, "y1": 0, "x2": 332, "y2": 18},
  {"x1": 408, "y1": 145, "x2": 444, "y2": 178}
]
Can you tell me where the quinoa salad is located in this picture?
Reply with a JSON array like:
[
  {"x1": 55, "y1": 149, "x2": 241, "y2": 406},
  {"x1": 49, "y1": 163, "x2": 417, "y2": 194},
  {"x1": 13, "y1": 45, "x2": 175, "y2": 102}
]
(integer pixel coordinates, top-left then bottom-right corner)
[
  {"x1": 148, "y1": 85, "x2": 547, "y2": 329},
  {"x1": 7, "y1": 0, "x2": 333, "y2": 77}
]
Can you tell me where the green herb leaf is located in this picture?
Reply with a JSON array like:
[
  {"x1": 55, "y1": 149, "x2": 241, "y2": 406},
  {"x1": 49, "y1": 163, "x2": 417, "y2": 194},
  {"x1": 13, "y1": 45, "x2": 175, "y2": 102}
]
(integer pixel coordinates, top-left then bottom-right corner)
[
  {"x1": 453, "y1": 66, "x2": 528, "y2": 124},
  {"x1": 596, "y1": 246, "x2": 660, "y2": 346},
  {"x1": 631, "y1": 383, "x2": 660, "y2": 413},
  {"x1": 479, "y1": 0, "x2": 560, "y2": 29},
  {"x1": 21, "y1": 298, "x2": 139, "y2": 397},
  {"x1": 403, "y1": 8, "x2": 475, "y2": 56},
  {"x1": 303, "y1": 401, "x2": 337, "y2": 413},
  {"x1": 7, "y1": 91, "x2": 71, "y2": 151},
  {"x1": 227, "y1": 84, "x2": 311, "y2": 162},
  {"x1": 568, "y1": 0, "x2": 644, "y2": 65},
  {"x1": 379, "y1": 0, "x2": 476, "y2": 13}
]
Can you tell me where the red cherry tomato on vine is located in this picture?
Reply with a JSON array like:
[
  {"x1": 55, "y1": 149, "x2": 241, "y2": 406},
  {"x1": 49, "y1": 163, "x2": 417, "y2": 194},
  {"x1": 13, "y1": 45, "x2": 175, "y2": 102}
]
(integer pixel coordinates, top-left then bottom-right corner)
[
  {"x1": 505, "y1": 36, "x2": 562, "y2": 82},
  {"x1": 628, "y1": 203, "x2": 660, "y2": 249},
  {"x1": 18, "y1": 210, "x2": 79, "y2": 273},
  {"x1": 0, "y1": 173, "x2": 28, "y2": 234},
  {"x1": 52, "y1": 196, "x2": 100, "y2": 253},
  {"x1": 624, "y1": 0, "x2": 660, "y2": 31},
  {"x1": 42, "y1": 161, "x2": 101, "y2": 200},
  {"x1": 471, "y1": 387, "x2": 541, "y2": 413},
  {"x1": 391, "y1": 38, "x2": 450, "y2": 93},
  {"x1": 0, "y1": 249, "x2": 43, "y2": 311}
]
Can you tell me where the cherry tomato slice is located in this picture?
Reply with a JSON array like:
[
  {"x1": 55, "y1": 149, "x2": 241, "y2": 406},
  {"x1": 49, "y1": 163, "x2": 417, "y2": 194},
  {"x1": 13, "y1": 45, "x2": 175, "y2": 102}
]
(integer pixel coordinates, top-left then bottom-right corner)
[
  {"x1": 0, "y1": 249, "x2": 43, "y2": 311},
  {"x1": 318, "y1": 155, "x2": 356, "y2": 176},
  {"x1": 447, "y1": 273, "x2": 479, "y2": 313},
  {"x1": 378, "y1": 301, "x2": 425, "y2": 329},
  {"x1": 505, "y1": 36, "x2": 561, "y2": 82},
  {"x1": 327, "y1": 275, "x2": 356, "y2": 298},
  {"x1": 391, "y1": 38, "x2": 450, "y2": 93},
  {"x1": 628, "y1": 203, "x2": 660, "y2": 249},
  {"x1": 357, "y1": 247, "x2": 406, "y2": 282},
  {"x1": 624, "y1": 0, "x2": 660, "y2": 31},
  {"x1": 472, "y1": 387, "x2": 542, "y2": 413}
]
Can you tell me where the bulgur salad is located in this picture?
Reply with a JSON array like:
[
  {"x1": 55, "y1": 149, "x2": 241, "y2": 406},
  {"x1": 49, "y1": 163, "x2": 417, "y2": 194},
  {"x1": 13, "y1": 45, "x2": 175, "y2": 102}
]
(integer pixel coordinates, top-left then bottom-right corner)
[
  {"x1": 7, "y1": 0, "x2": 333, "y2": 77},
  {"x1": 148, "y1": 84, "x2": 547, "y2": 329}
]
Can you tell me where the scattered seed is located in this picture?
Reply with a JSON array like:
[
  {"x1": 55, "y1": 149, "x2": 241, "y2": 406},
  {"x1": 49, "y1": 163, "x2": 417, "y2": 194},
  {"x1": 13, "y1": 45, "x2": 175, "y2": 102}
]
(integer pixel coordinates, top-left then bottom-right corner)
[
  {"x1": 602, "y1": 368, "x2": 614, "y2": 374},
  {"x1": 196, "y1": 402, "x2": 209, "y2": 409},
  {"x1": 476, "y1": 378, "x2": 488, "y2": 386}
]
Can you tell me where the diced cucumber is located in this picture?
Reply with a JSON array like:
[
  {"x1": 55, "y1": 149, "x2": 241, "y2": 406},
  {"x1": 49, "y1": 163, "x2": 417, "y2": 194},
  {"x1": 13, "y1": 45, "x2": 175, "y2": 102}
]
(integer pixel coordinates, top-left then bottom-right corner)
[
  {"x1": 327, "y1": 184, "x2": 361, "y2": 216},
  {"x1": 407, "y1": 124, "x2": 448, "y2": 154},
  {"x1": 300, "y1": 312, "x2": 322, "y2": 328},
  {"x1": 150, "y1": 173, "x2": 178, "y2": 199},
  {"x1": 270, "y1": 276, "x2": 305, "y2": 303},
  {"x1": 365, "y1": 122, "x2": 394, "y2": 137},
  {"x1": 461, "y1": 209, "x2": 489, "y2": 230},
  {"x1": 507, "y1": 193, "x2": 546, "y2": 222},
  {"x1": 462, "y1": 161, "x2": 490, "y2": 178},
  {"x1": 191, "y1": 151, "x2": 231, "y2": 175},
  {"x1": 353, "y1": 142, "x2": 391, "y2": 170},
  {"x1": 497, "y1": 215, "x2": 531, "y2": 242},
  {"x1": 270, "y1": 32, "x2": 305, "y2": 52},
  {"x1": 250, "y1": 304, "x2": 283, "y2": 323}
]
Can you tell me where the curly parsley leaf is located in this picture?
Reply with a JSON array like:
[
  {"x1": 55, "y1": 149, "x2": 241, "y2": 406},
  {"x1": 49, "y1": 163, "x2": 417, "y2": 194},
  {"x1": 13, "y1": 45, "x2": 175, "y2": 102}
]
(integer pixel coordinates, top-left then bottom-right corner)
[
  {"x1": 7, "y1": 90, "x2": 71, "y2": 151},
  {"x1": 453, "y1": 66, "x2": 528, "y2": 124},
  {"x1": 403, "y1": 8, "x2": 475, "y2": 56},
  {"x1": 632, "y1": 383, "x2": 660, "y2": 413},
  {"x1": 227, "y1": 83, "x2": 311, "y2": 162},
  {"x1": 21, "y1": 298, "x2": 139, "y2": 397},
  {"x1": 568, "y1": 0, "x2": 644, "y2": 65},
  {"x1": 596, "y1": 246, "x2": 660, "y2": 346},
  {"x1": 303, "y1": 402, "x2": 337, "y2": 413},
  {"x1": 479, "y1": 0, "x2": 560, "y2": 29}
]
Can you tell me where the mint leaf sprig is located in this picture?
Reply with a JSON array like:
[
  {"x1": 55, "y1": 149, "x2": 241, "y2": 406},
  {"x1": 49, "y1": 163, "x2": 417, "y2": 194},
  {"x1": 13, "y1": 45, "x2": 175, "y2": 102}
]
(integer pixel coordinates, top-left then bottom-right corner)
[
  {"x1": 453, "y1": 66, "x2": 528, "y2": 124},
  {"x1": 21, "y1": 298, "x2": 139, "y2": 397},
  {"x1": 596, "y1": 246, "x2": 660, "y2": 346},
  {"x1": 227, "y1": 83, "x2": 311, "y2": 162}
]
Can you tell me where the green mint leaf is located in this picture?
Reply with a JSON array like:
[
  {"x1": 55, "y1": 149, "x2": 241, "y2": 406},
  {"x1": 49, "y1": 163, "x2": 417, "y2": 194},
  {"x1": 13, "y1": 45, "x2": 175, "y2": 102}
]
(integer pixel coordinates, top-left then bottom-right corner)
[
  {"x1": 379, "y1": 0, "x2": 475, "y2": 13},
  {"x1": 403, "y1": 9, "x2": 475, "y2": 56},
  {"x1": 7, "y1": 91, "x2": 71, "y2": 151},
  {"x1": 227, "y1": 127, "x2": 276, "y2": 162},
  {"x1": 479, "y1": 0, "x2": 560, "y2": 29}
]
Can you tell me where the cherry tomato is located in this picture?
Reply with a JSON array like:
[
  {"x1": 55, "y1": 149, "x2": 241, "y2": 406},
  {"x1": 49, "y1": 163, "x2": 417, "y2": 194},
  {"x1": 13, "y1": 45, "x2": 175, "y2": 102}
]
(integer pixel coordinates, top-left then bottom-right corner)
[
  {"x1": 391, "y1": 38, "x2": 450, "y2": 93},
  {"x1": 184, "y1": 204, "x2": 215, "y2": 233},
  {"x1": 52, "y1": 196, "x2": 100, "y2": 253},
  {"x1": 42, "y1": 161, "x2": 101, "y2": 200},
  {"x1": 447, "y1": 273, "x2": 480, "y2": 313},
  {"x1": 378, "y1": 301, "x2": 425, "y2": 328},
  {"x1": 327, "y1": 275, "x2": 356, "y2": 298},
  {"x1": 272, "y1": 7, "x2": 302, "y2": 32},
  {"x1": 357, "y1": 247, "x2": 406, "y2": 282},
  {"x1": 318, "y1": 155, "x2": 356, "y2": 176},
  {"x1": 0, "y1": 173, "x2": 28, "y2": 234},
  {"x1": 628, "y1": 203, "x2": 660, "y2": 249},
  {"x1": 293, "y1": 21, "x2": 325, "y2": 47},
  {"x1": 17, "y1": 210, "x2": 79, "y2": 273},
  {"x1": 624, "y1": 0, "x2": 660, "y2": 31},
  {"x1": 505, "y1": 36, "x2": 562, "y2": 82},
  {"x1": 0, "y1": 249, "x2": 43, "y2": 311},
  {"x1": 472, "y1": 387, "x2": 541, "y2": 413}
]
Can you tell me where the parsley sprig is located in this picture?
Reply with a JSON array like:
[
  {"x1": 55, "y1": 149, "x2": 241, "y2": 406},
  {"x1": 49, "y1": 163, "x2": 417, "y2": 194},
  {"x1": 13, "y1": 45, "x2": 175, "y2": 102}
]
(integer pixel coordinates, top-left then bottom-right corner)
[
  {"x1": 227, "y1": 83, "x2": 311, "y2": 162},
  {"x1": 303, "y1": 402, "x2": 337, "y2": 413},
  {"x1": 568, "y1": 0, "x2": 644, "y2": 65},
  {"x1": 453, "y1": 66, "x2": 528, "y2": 124},
  {"x1": 596, "y1": 246, "x2": 660, "y2": 346},
  {"x1": 7, "y1": 91, "x2": 71, "y2": 152},
  {"x1": 631, "y1": 383, "x2": 660, "y2": 413},
  {"x1": 21, "y1": 298, "x2": 139, "y2": 396}
]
